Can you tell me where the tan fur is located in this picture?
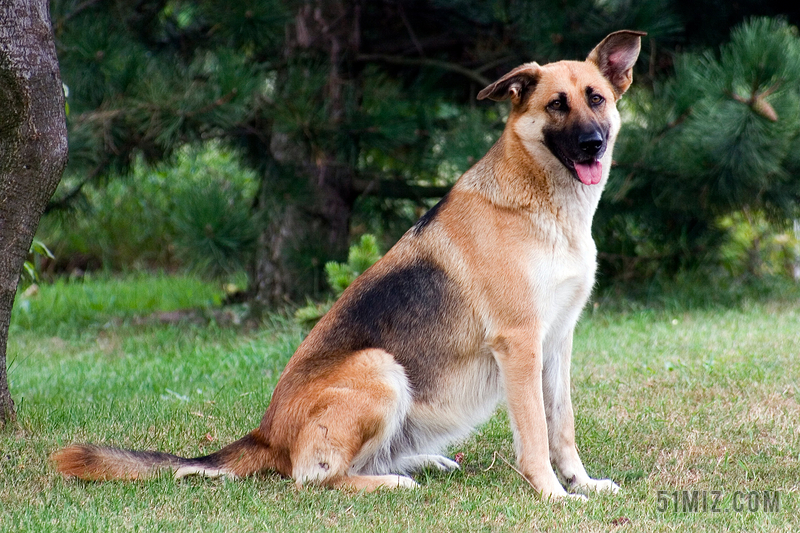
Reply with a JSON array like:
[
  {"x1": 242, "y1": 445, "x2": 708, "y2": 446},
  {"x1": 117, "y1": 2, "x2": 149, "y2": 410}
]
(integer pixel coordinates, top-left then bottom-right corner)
[{"x1": 52, "y1": 31, "x2": 644, "y2": 497}]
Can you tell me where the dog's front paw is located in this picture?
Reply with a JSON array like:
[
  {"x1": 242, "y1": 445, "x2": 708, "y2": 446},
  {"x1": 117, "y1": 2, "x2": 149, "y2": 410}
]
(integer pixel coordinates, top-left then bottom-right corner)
[
  {"x1": 571, "y1": 478, "x2": 620, "y2": 496},
  {"x1": 551, "y1": 492, "x2": 589, "y2": 502},
  {"x1": 538, "y1": 486, "x2": 588, "y2": 502}
]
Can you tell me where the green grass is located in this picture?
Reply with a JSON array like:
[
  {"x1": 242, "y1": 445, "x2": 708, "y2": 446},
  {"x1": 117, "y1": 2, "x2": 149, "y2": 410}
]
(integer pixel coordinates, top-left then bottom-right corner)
[
  {"x1": 10, "y1": 272, "x2": 225, "y2": 337},
  {"x1": 2, "y1": 275, "x2": 799, "y2": 532}
]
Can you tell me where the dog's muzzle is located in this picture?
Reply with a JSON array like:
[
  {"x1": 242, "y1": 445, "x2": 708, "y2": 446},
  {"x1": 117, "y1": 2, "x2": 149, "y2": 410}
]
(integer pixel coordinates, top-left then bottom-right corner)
[{"x1": 544, "y1": 125, "x2": 608, "y2": 186}]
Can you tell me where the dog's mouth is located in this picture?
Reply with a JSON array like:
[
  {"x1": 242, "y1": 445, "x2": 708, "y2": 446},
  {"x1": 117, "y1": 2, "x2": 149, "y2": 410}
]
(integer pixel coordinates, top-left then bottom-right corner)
[
  {"x1": 551, "y1": 147, "x2": 603, "y2": 186},
  {"x1": 543, "y1": 126, "x2": 608, "y2": 186},
  {"x1": 567, "y1": 158, "x2": 603, "y2": 186}
]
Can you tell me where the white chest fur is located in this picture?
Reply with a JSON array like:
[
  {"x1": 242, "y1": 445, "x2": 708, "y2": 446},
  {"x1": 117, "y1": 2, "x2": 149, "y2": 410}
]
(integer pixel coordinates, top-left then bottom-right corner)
[{"x1": 527, "y1": 218, "x2": 597, "y2": 343}]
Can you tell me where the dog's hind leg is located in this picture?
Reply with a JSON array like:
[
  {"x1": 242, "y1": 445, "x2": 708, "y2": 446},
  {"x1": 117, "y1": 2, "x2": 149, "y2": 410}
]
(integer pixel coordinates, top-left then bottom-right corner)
[
  {"x1": 331, "y1": 474, "x2": 419, "y2": 491},
  {"x1": 290, "y1": 349, "x2": 416, "y2": 491}
]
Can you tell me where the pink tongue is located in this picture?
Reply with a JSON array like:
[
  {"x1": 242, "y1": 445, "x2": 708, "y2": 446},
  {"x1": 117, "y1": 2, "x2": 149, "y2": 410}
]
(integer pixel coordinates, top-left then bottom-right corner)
[{"x1": 574, "y1": 161, "x2": 603, "y2": 185}]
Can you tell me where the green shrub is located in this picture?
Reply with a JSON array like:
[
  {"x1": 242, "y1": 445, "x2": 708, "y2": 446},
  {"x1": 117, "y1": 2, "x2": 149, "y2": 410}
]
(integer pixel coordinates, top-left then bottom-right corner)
[
  {"x1": 294, "y1": 234, "x2": 382, "y2": 325},
  {"x1": 172, "y1": 180, "x2": 256, "y2": 279},
  {"x1": 37, "y1": 142, "x2": 257, "y2": 276},
  {"x1": 718, "y1": 211, "x2": 800, "y2": 279},
  {"x1": 324, "y1": 234, "x2": 381, "y2": 294},
  {"x1": 20, "y1": 240, "x2": 54, "y2": 290}
]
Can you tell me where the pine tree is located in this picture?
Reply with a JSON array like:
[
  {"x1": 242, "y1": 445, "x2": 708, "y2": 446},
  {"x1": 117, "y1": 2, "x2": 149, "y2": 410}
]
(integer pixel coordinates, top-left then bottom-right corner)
[
  {"x1": 51, "y1": 0, "x2": 684, "y2": 306},
  {"x1": 600, "y1": 17, "x2": 800, "y2": 280},
  {"x1": 50, "y1": 1, "x2": 799, "y2": 302}
]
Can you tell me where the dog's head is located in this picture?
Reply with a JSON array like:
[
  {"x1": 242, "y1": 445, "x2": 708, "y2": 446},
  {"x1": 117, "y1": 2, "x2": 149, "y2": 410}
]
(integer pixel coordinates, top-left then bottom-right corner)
[{"x1": 478, "y1": 31, "x2": 644, "y2": 186}]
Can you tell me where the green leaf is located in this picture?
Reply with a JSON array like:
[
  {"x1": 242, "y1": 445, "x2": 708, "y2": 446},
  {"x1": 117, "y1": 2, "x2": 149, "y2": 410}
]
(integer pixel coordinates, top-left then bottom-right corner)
[
  {"x1": 30, "y1": 239, "x2": 55, "y2": 259},
  {"x1": 22, "y1": 261, "x2": 36, "y2": 281}
]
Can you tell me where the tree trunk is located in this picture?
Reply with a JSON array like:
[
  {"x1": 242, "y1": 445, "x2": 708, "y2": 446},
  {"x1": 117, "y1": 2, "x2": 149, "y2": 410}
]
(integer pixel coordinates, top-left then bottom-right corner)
[
  {"x1": 0, "y1": 0, "x2": 69, "y2": 428},
  {"x1": 250, "y1": 0, "x2": 361, "y2": 309},
  {"x1": 249, "y1": 157, "x2": 299, "y2": 312}
]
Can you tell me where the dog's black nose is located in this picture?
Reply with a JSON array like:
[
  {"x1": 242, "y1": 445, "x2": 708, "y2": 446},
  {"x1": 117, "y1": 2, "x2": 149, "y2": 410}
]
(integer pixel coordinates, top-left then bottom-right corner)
[{"x1": 578, "y1": 130, "x2": 604, "y2": 157}]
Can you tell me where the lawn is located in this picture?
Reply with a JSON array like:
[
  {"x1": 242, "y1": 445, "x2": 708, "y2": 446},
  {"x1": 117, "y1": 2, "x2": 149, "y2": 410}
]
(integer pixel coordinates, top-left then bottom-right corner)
[{"x1": 1, "y1": 273, "x2": 798, "y2": 532}]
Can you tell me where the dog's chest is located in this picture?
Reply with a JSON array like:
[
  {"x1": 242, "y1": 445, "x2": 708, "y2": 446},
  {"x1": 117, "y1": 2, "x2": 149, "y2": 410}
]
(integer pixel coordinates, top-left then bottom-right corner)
[{"x1": 526, "y1": 228, "x2": 596, "y2": 329}]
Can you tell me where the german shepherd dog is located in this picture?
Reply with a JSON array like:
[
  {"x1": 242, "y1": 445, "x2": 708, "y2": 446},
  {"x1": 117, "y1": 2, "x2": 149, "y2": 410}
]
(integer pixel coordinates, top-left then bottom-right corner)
[{"x1": 53, "y1": 31, "x2": 643, "y2": 499}]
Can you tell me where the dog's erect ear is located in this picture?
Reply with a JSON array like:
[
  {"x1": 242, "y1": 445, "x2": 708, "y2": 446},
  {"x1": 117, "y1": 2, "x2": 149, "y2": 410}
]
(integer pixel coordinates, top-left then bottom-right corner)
[
  {"x1": 477, "y1": 63, "x2": 541, "y2": 105},
  {"x1": 587, "y1": 30, "x2": 646, "y2": 97}
]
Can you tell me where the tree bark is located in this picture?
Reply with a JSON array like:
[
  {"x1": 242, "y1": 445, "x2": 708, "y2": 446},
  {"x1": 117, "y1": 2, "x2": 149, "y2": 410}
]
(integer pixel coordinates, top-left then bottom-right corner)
[
  {"x1": 0, "y1": 0, "x2": 68, "y2": 428},
  {"x1": 250, "y1": 0, "x2": 362, "y2": 309}
]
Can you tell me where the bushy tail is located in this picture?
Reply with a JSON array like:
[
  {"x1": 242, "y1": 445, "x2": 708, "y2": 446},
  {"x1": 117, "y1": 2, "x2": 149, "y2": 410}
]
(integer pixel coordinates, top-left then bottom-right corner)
[{"x1": 51, "y1": 431, "x2": 274, "y2": 481}]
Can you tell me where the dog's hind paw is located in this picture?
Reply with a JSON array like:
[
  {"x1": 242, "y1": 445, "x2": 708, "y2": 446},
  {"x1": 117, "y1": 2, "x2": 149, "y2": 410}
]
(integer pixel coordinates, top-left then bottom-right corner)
[
  {"x1": 395, "y1": 475, "x2": 421, "y2": 489},
  {"x1": 400, "y1": 454, "x2": 461, "y2": 472},
  {"x1": 173, "y1": 465, "x2": 237, "y2": 480}
]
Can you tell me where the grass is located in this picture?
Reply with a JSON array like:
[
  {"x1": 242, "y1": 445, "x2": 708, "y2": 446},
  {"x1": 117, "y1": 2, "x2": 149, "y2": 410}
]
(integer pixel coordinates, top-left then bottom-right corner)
[{"x1": 2, "y1": 274, "x2": 799, "y2": 532}]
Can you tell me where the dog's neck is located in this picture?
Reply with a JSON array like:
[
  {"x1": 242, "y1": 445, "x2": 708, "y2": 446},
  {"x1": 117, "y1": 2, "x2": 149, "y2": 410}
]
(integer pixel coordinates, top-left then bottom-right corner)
[{"x1": 461, "y1": 133, "x2": 606, "y2": 234}]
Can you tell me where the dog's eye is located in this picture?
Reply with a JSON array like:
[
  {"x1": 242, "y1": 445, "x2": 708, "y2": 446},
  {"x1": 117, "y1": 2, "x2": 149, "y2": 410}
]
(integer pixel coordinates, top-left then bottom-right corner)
[
  {"x1": 590, "y1": 94, "x2": 604, "y2": 106},
  {"x1": 548, "y1": 100, "x2": 563, "y2": 111}
]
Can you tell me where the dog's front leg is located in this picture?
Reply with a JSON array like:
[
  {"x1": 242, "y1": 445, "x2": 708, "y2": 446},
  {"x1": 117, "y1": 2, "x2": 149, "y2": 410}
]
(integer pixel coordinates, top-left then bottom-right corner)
[
  {"x1": 543, "y1": 329, "x2": 619, "y2": 496},
  {"x1": 492, "y1": 329, "x2": 570, "y2": 499}
]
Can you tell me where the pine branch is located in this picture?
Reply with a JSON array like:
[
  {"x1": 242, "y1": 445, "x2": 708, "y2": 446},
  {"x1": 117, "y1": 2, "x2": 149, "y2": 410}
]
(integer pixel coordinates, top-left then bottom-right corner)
[
  {"x1": 181, "y1": 89, "x2": 239, "y2": 118},
  {"x1": 356, "y1": 54, "x2": 491, "y2": 86},
  {"x1": 61, "y1": 0, "x2": 104, "y2": 24},
  {"x1": 397, "y1": 2, "x2": 424, "y2": 56},
  {"x1": 353, "y1": 177, "x2": 450, "y2": 200},
  {"x1": 44, "y1": 156, "x2": 110, "y2": 214},
  {"x1": 727, "y1": 82, "x2": 780, "y2": 122},
  {"x1": 475, "y1": 55, "x2": 516, "y2": 73}
]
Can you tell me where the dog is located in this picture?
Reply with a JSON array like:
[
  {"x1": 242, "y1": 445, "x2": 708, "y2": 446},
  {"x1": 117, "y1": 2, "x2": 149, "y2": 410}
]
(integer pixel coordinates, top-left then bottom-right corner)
[{"x1": 53, "y1": 30, "x2": 643, "y2": 499}]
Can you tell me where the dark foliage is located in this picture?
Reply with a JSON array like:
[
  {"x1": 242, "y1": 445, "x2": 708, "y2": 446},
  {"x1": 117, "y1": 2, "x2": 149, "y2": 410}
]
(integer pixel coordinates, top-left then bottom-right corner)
[{"x1": 49, "y1": 1, "x2": 800, "y2": 300}]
